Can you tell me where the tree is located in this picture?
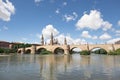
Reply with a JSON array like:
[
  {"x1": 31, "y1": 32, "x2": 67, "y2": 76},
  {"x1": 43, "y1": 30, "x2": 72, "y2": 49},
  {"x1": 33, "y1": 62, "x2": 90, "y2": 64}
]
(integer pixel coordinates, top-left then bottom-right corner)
[
  {"x1": 80, "y1": 50, "x2": 90, "y2": 55},
  {"x1": 0, "y1": 48, "x2": 4, "y2": 53}
]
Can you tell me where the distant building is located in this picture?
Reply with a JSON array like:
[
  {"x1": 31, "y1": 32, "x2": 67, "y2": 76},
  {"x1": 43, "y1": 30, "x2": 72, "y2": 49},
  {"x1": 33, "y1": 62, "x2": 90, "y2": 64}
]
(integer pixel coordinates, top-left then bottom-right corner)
[
  {"x1": 115, "y1": 40, "x2": 120, "y2": 44},
  {"x1": 0, "y1": 41, "x2": 10, "y2": 48},
  {"x1": 0, "y1": 41, "x2": 24, "y2": 49}
]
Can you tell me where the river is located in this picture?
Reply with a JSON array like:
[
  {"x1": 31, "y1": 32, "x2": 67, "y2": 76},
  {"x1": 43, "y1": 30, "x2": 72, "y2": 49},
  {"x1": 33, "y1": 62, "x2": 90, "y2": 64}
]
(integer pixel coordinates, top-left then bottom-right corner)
[{"x1": 0, "y1": 54, "x2": 120, "y2": 80}]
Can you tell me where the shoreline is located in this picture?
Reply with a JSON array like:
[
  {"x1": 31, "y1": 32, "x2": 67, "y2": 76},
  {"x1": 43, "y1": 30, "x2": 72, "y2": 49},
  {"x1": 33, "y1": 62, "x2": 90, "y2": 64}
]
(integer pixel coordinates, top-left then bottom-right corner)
[{"x1": 0, "y1": 55, "x2": 10, "y2": 57}]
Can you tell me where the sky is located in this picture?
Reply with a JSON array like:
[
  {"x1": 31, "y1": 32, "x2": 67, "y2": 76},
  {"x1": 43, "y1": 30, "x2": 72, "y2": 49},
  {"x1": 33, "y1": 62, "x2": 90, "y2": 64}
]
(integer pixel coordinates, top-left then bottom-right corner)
[{"x1": 0, "y1": 0, "x2": 120, "y2": 45}]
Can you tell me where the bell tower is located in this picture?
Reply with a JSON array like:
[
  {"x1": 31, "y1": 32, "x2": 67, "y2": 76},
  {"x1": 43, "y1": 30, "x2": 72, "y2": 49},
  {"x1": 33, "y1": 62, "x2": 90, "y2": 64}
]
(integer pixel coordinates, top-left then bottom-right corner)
[
  {"x1": 64, "y1": 37, "x2": 67, "y2": 45},
  {"x1": 41, "y1": 34, "x2": 44, "y2": 45},
  {"x1": 50, "y1": 33, "x2": 53, "y2": 45}
]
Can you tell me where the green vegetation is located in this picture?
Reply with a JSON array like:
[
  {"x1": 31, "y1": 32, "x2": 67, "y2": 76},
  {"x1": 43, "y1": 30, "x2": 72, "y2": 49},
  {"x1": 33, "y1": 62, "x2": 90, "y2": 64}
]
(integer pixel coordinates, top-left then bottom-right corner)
[
  {"x1": 108, "y1": 48, "x2": 120, "y2": 55},
  {"x1": 0, "y1": 48, "x2": 4, "y2": 53},
  {"x1": 93, "y1": 49, "x2": 107, "y2": 54},
  {"x1": 12, "y1": 43, "x2": 32, "y2": 49},
  {"x1": 0, "y1": 43, "x2": 32, "y2": 55},
  {"x1": 80, "y1": 50, "x2": 90, "y2": 55},
  {"x1": 40, "y1": 50, "x2": 52, "y2": 55},
  {"x1": 0, "y1": 48, "x2": 17, "y2": 55}
]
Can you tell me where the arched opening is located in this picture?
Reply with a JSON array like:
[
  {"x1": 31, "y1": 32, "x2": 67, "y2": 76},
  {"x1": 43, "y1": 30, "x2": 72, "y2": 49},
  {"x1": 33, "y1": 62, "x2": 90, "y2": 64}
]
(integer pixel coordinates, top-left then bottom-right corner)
[
  {"x1": 54, "y1": 47, "x2": 64, "y2": 54},
  {"x1": 36, "y1": 48, "x2": 47, "y2": 54},
  {"x1": 25, "y1": 49, "x2": 31, "y2": 54},
  {"x1": 18, "y1": 50, "x2": 21, "y2": 53},
  {"x1": 70, "y1": 47, "x2": 82, "y2": 54},
  {"x1": 90, "y1": 47, "x2": 107, "y2": 54}
]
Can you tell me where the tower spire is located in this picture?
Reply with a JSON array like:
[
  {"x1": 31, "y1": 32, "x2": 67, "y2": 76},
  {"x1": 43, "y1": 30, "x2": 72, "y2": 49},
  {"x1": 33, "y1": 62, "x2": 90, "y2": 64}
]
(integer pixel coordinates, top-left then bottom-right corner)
[
  {"x1": 64, "y1": 37, "x2": 67, "y2": 45},
  {"x1": 50, "y1": 33, "x2": 53, "y2": 45},
  {"x1": 41, "y1": 34, "x2": 44, "y2": 45}
]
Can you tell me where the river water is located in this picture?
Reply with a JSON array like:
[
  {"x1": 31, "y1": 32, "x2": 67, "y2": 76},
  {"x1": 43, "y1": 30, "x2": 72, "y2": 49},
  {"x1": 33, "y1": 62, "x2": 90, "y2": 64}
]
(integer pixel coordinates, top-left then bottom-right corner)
[{"x1": 0, "y1": 54, "x2": 120, "y2": 80}]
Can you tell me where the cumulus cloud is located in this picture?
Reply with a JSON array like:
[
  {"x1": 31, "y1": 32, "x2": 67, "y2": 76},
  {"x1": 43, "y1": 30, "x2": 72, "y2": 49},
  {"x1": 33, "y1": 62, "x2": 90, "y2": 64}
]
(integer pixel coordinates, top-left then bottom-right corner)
[
  {"x1": 73, "y1": 38, "x2": 87, "y2": 45},
  {"x1": 63, "y1": 2, "x2": 67, "y2": 6},
  {"x1": 118, "y1": 20, "x2": 120, "y2": 26},
  {"x1": 92, "y1": 36, "x2": 98, "y2": 39},
  {"x1": 99, "y1": 33, "x2": 111, "y2": 40},
  {"x1": 107, "y1": 38, "x2": 120, "y2": 44},
  {"x1": 35, "y1": 0, "x2": 43, "y2": 3},
  {"x1": 81, "y1": 31, "x2": 92, "y2": 38},
  {"x1": 22, "y1": 37, "x2": 28, "y2": 41},
  {"x1": 56, "y1": 34, "x2": 87, "y2": 45},
  {"x1": 76, "y1": 10, "x2": 112, "y2": 31},
  {"x1": 3, "y1": 26, "x2": 8, "y2": 30},
  {"x1": 63, "y1": 12, "x2": 78, "y2": 22},
  {"x1": 102, "y1": 21, "x2": 112, "y2": 31},
  {"x1": 0, "y1": 0, "x2": 15, "y2": 21},
  {"x1": 55, "y1": 8, "x2": 60, "y2": 14},
  {"x1": 116, "y1": 30, "x2": 120, "y2": 33},
  {"x1": 115, "y1": 30, "x2": 120, "y2": 36},
  {"x1": 42, "y1": 24, "x2": 59, "y2": 39}
]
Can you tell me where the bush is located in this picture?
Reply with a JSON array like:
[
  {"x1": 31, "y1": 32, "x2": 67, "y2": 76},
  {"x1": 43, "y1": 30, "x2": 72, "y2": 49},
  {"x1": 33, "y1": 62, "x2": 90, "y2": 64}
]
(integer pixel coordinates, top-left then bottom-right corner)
[
  {"x1": 0, "y1": 48, "x2": 17, "y2": 54},
  {"x1": 94, "y1": 49, "x2": 107, "y2": 54},
  {"x1": 80, "y1": 50, "x2": 90, "y2": 55},
  {"x1": 0, "y1": 48, "x2": 4, "y2": 53},
  {"x1": 40, "y1": 50, "x2": 52, "y2": 55},
  {"x1": 108, "y1": 51, "x2": 117, "y2": 55},
  {"x1": 108, "y1": 49, "x2": 120, "y2": 55}
]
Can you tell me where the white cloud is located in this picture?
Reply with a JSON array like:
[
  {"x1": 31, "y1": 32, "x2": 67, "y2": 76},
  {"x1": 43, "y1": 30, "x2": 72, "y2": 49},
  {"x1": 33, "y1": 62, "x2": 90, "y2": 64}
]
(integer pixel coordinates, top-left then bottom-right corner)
[
  {"x1": 107, "y1": 38, "x2": 120, "y2": 44},
  {"x1": 35, "y1": 0, "x2": 43, "y2": 3},
  {"x1": 116, "y1": 30, "x2": 120, "y2": 33},
  {"x1": 22, "y1": 38, "x2": 28, "y2": 41},
  {"x1": 63, "y1": 12, "x2": 78, "y2": 22},
  {"x1": 56, "y1": 34, "x2": 87, "y2": 45},
  {"x1": 92, "y1": 36, "x2": 98, "y2": 39},
  {"x1": 0, "y1": 0, "x2": 15, "y2": 21},
  {"x1": 42, "y1": 24, "x2": 59, "y2": 39},
  {"x1": 116, "y1": 34, "x2": 120, "y2": 36},
  {"x1": 63, "y1": 2, "x2": 67, "y2": 6},
  {"x1": 55, "y1": 8, "x2": 60, "y2": 14},
  {"x1": 118, "y1": 20, "x2": 120, "y2": 26},
  {"x1": 81, "y1": 31, "x2": 92, "y2": 38},
  {"x1": 73, "y1": 38, "x2": 87, "y2": 45},
  {"x1": 3, "y1": 26, "x2": 8, "y2": 30},
  {"x1": 99, "y1": 33, "x2": 111, "y2": 40},
  {"x1": 102, "y1": 21, "x2": 112, "y2": 31},
  {"x1": 76, "y1": 10, "x2": 112, "y2": 31},
  {"x1": 36, "y1": 33, "x2": 41, "y2": 39},
  {"x1": 115, "y1": 30, "x2": 120, "y2": 36}
]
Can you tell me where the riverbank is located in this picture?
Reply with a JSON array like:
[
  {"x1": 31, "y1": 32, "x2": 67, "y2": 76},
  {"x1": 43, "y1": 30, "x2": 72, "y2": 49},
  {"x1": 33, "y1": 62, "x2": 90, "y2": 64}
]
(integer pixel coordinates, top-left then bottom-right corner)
[{"x1": 0, "y1": 55, "x2": 10, "y2": 57}]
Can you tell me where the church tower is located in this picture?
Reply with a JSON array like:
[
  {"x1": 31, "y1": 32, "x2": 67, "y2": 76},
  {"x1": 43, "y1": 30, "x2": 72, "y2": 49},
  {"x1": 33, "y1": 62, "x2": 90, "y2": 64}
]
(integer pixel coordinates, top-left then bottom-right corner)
[
  {"x1": 64, "y1": 37, "x2": 67, "y2": 45},
  {"x1": 41, "y1": 34, "x2": 44, "y2": 45},
  {"x1": 50, "y1": 33, "x2": 54, "y2": 45}
]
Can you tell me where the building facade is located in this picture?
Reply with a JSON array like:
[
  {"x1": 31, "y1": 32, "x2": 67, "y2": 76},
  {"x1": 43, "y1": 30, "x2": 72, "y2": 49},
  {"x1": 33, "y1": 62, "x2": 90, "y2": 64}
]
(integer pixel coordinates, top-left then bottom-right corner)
[{"x1": 0, "y1": 41, "x2": 10, "y2": 48}]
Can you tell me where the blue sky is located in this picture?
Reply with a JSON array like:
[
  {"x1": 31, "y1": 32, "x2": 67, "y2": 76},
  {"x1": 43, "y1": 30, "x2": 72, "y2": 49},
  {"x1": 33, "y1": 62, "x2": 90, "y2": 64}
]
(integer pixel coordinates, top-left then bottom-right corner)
[{"x1": 0, "y1": 0, "x2": 120, "y2": 44}]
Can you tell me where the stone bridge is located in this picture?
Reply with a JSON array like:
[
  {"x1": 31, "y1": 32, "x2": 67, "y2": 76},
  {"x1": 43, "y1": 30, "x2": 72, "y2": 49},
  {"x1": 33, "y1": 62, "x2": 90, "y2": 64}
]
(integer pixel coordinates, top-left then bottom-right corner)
[{"x1": 17, "y1": 44, "x2": 120, "y2": 54}]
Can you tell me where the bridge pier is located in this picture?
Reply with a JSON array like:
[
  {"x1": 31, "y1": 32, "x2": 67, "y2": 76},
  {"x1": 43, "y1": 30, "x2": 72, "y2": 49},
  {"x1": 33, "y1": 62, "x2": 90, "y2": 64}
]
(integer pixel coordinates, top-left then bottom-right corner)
[
  {"x1": 64, "y1": 45, "x2": 70, "y2": 55},
  {"x1": 21, "y1": 48, "x2": 25, "y2": 54},
  {"x1": 31, "y1": 45, "x2": 36, "y2": 54}
]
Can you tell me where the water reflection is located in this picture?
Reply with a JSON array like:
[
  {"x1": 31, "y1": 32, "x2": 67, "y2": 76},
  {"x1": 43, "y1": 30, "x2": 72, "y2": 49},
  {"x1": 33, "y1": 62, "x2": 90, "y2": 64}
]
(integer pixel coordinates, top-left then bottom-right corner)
[{"x1": 0, "y1": 54, "x2": 120, "y2": 80}]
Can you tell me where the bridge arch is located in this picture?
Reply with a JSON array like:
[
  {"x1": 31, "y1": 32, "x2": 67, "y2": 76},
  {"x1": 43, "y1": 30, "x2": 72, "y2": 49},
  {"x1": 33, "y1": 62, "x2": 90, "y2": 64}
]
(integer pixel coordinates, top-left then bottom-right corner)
[
  {"x1": 25, "y1": 49, "x2": 31, "y2": 54},
  {"x1": 70, "y1": 47, "x2": 82, "y2": 54},
  {"x1": 54, "y1": 47, "x2": 64, "y2": 54},
  {"x1": 36, "y1": 48, "x2": 47, "y2": 54},
  {"x1": 18, "y1": 50, "x2": 21, "y2": 53},
  {"x1": 90, "y1": 47, "x2": 107, "y2": 54}
]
